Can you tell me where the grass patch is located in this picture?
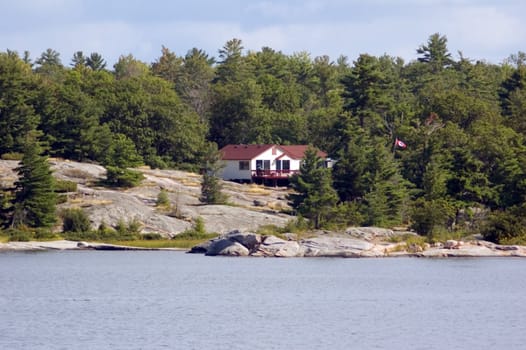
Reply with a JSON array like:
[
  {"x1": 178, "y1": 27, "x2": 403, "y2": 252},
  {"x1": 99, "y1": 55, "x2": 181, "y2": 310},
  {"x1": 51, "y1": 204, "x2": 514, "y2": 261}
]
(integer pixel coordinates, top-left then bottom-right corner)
[
  {"x1": 245, "y1": 184, "x2": 271, "y2": 196},
  {"x1": 106, "y1": 239, "x2": 187, "y2": 249},
  {"x1": 69, "y1": 198, "x2": 113, "y2": 206},
  {"x1": 499, "y1": 234, "x2": 526, "y2": 246},
  {"x1": 62, "y1": 168, "x2": 96, "y2": 180},
  {"x1": 5, "y1": 227, "x2": 60, "y2": 242},
  {"x1": 1, "y1": 152, "x2": 23, "y2": 160},
  {"x1": 387, "y1": 234, "x2": 427, "y2": 253},
  {"x1": 179, "y1": 178, "x2": 201, "y2": 187}
]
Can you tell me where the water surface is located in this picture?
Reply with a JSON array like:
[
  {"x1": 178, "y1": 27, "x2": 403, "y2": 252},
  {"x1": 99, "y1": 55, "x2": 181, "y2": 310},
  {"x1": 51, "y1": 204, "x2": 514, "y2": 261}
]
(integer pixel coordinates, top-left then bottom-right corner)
[{"x1": 1, "y1": 251, "x2": 525, "y2": 349}]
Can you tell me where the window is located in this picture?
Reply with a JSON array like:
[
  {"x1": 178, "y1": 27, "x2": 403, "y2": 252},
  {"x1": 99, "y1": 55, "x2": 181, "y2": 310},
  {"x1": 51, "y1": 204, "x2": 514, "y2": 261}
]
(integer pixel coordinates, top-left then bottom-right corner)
[
  {"x1": 276, "y1": 160, "x2": 290, "y2": 171},
  {"x1": 239, "y1": 161, "x2": 249, "y2": 170},
  {"x1": 256, "y1": 160, "x2": 270, "y2": 170}
]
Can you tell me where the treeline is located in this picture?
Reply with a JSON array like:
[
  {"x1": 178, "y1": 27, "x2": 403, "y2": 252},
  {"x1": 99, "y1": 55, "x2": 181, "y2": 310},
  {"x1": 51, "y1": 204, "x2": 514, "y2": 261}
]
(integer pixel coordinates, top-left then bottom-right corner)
[{"x1": 1, "y1": 33, "x2": 525, "y2": 242}]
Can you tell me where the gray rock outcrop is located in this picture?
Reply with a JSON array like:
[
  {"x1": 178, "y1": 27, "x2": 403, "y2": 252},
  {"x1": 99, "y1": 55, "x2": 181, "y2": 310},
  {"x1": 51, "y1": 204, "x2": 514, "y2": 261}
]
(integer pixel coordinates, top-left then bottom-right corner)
[
  {"x1": 253, "y1": 236, "x2": 302, "y2": 257},
  {"x1": 190, "y1": 229, "x2": 526, "y2": 258}
]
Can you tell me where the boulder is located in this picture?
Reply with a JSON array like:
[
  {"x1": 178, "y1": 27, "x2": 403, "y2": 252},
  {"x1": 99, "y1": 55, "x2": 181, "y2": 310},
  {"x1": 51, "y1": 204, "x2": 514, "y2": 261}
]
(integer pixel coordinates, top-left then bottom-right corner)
[
  {"x1": 344, "y1": 227, "x2": 395, "y2": 241},
  {"x1": 444, "y1": 240, "x2": 461, "y2": 249},
  {"x1": 253, "y1": 236, "x2": 302, "y2": 257},
  {"x1": 187, "y1": 240, "x2": 213, "y2": 254},
  {"x1": 301, "y1": 236, "x2": 376, "y2": 257},
  {"x1": 206, "y1": 239, "x2": 249, "y2": 256},
  {"x1": 225, "y1": 230, "x2": 262, "y2": 251}
]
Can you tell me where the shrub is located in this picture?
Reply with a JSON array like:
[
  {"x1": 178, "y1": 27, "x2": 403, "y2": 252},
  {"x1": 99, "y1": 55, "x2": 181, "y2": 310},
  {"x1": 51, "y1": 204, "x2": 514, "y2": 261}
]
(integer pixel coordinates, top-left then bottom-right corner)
[
  {"x1": 1, "y1": 152, "x2": 23, "y2": 160},
  {"x1": 61, "y1": 208, "x2": 91, "y2": 233},
  {"x1": 482, "y1": 205, "x2": 526, "y2": 244},
  {"x1": 283, "y1": 216, "x2": 309, "y2": 233},
  {"x1": 410, "y1": 198, "x2": 456, "y2": 236},
  {"x1": 8, "y1": 230, "x2": 33, "y2": 242},
  {"x1": 54, "y1": 180, "x2": 78, "y2": 193},
  {"x1": 104, "y1": 166, "x2": 144, "y2": 188},
  {"x1": 175, "y1": 217, "x2": 215, "y2": 240},
  {"x1": 156, "y1": 189, "x2": 170, "y2": 207},
  {"x1": 114, "y1": 217, "x2": 142, "y2": 240},
  {"x1": 142, "y1": 232, "x2": 163, "y2": 240}
]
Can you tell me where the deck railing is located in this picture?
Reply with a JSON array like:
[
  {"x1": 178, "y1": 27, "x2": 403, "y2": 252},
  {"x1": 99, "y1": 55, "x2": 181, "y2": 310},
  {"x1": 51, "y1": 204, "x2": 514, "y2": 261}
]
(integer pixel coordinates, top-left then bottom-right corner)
[{"x1": 251, "y1": 169, "x2": 299, "y2": 178}]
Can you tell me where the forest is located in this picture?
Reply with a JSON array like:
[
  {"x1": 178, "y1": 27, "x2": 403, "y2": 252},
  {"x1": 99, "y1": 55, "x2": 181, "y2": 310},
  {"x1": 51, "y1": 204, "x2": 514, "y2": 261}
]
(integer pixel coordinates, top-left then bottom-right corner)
[{"x1": 1, "y1": 33, "x2": 525, "y2": 243}]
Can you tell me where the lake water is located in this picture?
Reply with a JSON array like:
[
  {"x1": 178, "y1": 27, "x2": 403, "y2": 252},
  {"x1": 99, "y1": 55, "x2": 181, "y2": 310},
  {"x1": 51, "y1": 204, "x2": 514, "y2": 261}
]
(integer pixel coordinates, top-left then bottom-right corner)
[{"x1": 0, "y1": 251, "x2": 525, "y2": 350}]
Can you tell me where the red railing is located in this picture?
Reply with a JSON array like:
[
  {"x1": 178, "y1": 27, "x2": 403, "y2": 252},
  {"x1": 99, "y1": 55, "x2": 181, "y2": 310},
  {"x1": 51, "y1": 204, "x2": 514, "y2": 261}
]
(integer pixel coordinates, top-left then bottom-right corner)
[{"x1": 251, "y1": 169, "x2": 299, "y2": 178}]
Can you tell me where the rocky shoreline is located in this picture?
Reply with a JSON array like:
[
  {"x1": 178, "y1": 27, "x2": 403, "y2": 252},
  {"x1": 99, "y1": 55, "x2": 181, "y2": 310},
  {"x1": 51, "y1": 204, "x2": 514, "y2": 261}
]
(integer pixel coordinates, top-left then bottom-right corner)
[
  {"x1": 189, "y1": 229, "x2": 526, "y2": 258},
  {"x1": 2, "y1": 159, "x2": 525, "y2": 258},
  {"x1": 2, "y1": 231, "x2": 525, "y2": 257},
  {"x1": 0, "y1": 240, "x2": 183, "y2": 251}
]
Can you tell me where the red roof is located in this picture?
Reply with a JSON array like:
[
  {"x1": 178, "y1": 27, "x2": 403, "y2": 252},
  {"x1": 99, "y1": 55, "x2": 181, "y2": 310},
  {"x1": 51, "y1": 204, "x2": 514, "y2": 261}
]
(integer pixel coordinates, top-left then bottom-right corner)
[
  {"x1": 220, "y1": 144, "x2": 275, "y2": 160},
  {"x1": 220, "y1": 144, "x2": 327, "y2": 160},
  {"x1": 280, "y1": 145, "x2": 327, "y2": 159}
]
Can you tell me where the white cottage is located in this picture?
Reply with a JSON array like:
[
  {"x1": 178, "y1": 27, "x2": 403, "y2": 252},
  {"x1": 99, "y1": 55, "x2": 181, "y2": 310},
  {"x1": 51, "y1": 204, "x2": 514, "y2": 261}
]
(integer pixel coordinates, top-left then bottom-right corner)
[{"x1": 219, "y1": 144, "x2": 328, "y2": 184}]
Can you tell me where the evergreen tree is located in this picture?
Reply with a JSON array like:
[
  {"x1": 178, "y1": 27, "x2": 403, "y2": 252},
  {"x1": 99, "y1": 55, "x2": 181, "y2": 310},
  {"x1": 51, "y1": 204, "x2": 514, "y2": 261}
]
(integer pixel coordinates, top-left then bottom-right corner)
[
  {"x1": 417, "y1": 33, "x2": 453, "y2": 71},
  {"x1": 200, "y1": 143, "x2": 228, "y2": 204},
  {"x1": 71, "y1": 51, "x2": 87, "y2": 68},
  {"x1": 288, "y1": 147, "x2": 338, "y2": 228},
  {"x1": 86, "y1": 52, "x2": 106, "y2": 71},
  {"x1": 0, "y1": 52, "x2": 40, "y2": 154},
  {"x1": 12, "y1": 133, "x2": 57, "y2": 228}
]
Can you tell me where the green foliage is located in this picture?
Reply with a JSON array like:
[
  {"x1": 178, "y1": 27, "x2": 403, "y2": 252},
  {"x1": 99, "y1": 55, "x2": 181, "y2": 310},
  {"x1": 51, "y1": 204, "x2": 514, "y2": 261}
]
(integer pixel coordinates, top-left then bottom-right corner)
[
  {"x1": 410, "y1": 198, "x2": 456, "y2": 236},
  {"x1": 416, "y1": 33, "x2": 453, "y2": 71},
  {"x1": 482, "y1": 205, "x2": 526, "y2": 244},
  {"x1": 61, "y1": 208, "x2": 91, "y2": 233},
  {"x1": 288, "y1": 147, "x2": 338, "y2": 229},
  {"x1": 3, "y1": 39, "x2": 526, "y2": 236},
  {"x1": 1, "y1": 152, "x2": 23, "y2": 160},
  {"x1": 104, "y1": 166, "x2": 144, "y2": 188},
  {"x1": 389, "y1": 234, "x2": 428, "y2": 253},
  {"x1": 199, "y1": 143, "x2": 228, "y2": 204},
  {"x1": 0, "y1": 52, "x2": 41, "y2": 155},
  {"x1": 5, "y1": 226, "x2": 57, "y2": 242},
  {"x1": 12, "y1": 133, "x2": 57, "y2": 228},
  {"x1": 156, "y1": 189, "x2": 170, "y2": 207},
  {"x1": 54, "y1": 179, "x2": 78, "y2": 193},
  {"x1": 103, "y1": 133, "x2": 143, "y2": 168},
  {"x1": 175, "y1": 217, "x2": 215, "y2": 240},
  {"x1": 283, "y1": 216, "x2": 310, "y2": 234}
]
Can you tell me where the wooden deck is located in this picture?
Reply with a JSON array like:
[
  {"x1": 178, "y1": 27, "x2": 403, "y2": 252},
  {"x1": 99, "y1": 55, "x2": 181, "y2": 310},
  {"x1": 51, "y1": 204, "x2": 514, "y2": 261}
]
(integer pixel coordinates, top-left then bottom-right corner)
[
  {"x1": 251, "y1": 170, "x2": 298, "y2": 186},
  {"x1": 251, "y1": 169, "x2": 299, "y2": 179}
]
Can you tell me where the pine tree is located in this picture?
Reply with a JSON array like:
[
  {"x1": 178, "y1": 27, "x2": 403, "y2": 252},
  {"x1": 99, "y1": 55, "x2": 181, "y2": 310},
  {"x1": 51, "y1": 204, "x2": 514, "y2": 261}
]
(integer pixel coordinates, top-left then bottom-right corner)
[
  {"x1": 12, "y1": 133, "x2": 57, "y2": 228},
  {"x1": 200, "y1": 143, "x2": 228, "y2": 204},
  {"x1": 288, "y1": 147, "x2": 338, "y2": 228}
]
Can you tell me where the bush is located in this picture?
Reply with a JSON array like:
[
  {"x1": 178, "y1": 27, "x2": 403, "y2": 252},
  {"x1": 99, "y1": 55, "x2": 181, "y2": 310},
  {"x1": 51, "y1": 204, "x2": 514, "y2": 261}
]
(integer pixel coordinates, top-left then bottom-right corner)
[
  {"x1": 6, "y1": 226, "x2": 34, "y2": 241},
  {"x1": 61, "y1": 208, "x2": 91, "y2": 233},
  {"x1": 283, "y1": 216, "x2": 309, "y2": 233},
  {"x1": 156, "y1": 189, "x2": 170, "y2": 207},
  {"x1": 410, "y1": 198, "x2": 456, "y2": 236},
  {"x1": 142, "y1": 233, "x2": 163, "y2": 240},
  {"x1": 104, "y1": 166, "x2": 144, "y2": 188},
  {"x1": 114, "y1": 217, "x2": 142, "y2": 240},
  {"x1": 175, "y1": 217, "x2": 215, "y2": 240},
  {"x1": 54, "y1": 180, "x2": 78, "y2": 193},
  {"x1": 482, "y1": 205, "x2": 526, "y2": 244},
  {"x1": 1, "y1": 152, "x2": 23, "y2": 160}
]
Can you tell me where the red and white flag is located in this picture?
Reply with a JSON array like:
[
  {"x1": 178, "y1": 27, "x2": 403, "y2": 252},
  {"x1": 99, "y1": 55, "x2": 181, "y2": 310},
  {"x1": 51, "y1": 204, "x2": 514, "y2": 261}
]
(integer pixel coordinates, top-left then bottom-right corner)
[{"x1": 394, "y1": 138, "x2": 407, "y2": 149}]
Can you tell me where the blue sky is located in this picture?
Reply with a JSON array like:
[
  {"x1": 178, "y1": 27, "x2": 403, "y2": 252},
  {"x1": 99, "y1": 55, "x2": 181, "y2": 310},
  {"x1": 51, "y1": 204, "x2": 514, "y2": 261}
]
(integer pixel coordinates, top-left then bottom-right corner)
[{"x1": 2, "y1": 0, "x2": 525, "y2": 66}]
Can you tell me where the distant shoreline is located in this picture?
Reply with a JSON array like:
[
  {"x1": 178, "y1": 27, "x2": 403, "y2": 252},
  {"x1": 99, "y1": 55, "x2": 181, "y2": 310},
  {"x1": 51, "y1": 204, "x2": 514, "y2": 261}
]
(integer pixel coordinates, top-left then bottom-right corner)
[{"x1": 3, "y1": 237, "x2": 524, "y2": 258}]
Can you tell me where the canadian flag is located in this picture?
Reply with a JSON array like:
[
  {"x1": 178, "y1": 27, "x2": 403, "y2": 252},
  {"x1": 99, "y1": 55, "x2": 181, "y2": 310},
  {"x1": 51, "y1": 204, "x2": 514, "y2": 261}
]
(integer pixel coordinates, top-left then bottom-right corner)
[{"x1": 394, "y1": 138, "x2": 407, "y2": 149}]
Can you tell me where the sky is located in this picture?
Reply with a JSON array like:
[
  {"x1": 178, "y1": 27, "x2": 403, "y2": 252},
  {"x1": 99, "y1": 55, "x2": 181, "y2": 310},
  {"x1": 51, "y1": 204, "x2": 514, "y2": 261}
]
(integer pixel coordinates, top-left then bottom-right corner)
[{"x1": 1, "y1": 0, "x2": 525, "y2": 67}]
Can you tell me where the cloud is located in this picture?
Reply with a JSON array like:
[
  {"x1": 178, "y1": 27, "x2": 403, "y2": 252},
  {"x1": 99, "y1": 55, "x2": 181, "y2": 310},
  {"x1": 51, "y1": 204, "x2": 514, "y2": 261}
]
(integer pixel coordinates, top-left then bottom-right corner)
[
  {"x1": 244, "y1": 0, "x2": 325, "y2": 19},
  {"x1": 2, "y1": 0, "x2": 524, "y2": 66}
]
